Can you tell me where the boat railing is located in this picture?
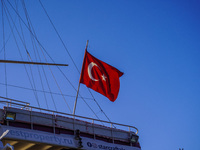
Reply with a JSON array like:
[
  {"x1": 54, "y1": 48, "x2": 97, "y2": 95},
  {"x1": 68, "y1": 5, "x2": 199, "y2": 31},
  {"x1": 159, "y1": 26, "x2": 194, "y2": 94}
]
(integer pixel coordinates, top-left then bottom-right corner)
[
  {"x1": 0, "y1": 96, "x2": 30, "y2": 107},
  {"x1": 0, "y1": 97, "x2": 138, "y2": 143}
]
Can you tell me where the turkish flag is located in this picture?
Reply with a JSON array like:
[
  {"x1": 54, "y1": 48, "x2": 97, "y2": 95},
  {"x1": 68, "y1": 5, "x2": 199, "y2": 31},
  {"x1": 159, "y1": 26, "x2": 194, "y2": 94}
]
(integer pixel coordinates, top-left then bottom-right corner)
[{"x1": 80, "y1": 50, "x2": 123, "y2": 102}]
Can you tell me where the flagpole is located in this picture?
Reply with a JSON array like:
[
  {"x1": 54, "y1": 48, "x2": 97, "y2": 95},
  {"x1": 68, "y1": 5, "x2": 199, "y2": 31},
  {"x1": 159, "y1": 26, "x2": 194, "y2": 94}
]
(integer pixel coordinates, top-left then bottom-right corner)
[{"x1": 73, "y1": 40, "x2": 89, "y2": 116}]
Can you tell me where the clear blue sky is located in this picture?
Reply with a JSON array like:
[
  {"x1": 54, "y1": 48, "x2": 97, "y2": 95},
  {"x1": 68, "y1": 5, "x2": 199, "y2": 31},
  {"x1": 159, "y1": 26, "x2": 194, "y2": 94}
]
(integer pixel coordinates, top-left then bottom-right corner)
[{"x1": 0, "y1": 0, "x2": 200, "y2": 150}]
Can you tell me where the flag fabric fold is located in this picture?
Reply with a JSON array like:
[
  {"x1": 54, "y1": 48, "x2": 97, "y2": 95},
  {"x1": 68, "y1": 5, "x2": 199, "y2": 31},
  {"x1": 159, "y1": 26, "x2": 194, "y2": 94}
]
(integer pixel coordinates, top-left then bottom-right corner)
[{"x1": 80, "y1": 50, "x2": 123, "y2": 102}]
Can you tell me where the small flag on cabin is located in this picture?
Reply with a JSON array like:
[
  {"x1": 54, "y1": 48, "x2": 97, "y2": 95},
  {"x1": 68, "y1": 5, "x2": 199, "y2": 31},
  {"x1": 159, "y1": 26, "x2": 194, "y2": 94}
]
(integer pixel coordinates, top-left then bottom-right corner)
[{"x1": 80, "y1": 50, "x2": 123, "y2": 102}]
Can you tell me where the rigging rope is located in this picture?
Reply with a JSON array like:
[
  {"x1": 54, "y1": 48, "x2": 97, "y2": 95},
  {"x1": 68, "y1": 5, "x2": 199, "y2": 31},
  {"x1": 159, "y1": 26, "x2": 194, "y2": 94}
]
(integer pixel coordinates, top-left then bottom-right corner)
[
  {"x1": 6, "y1": 0, "x2": 77, "y2": 114},
  {"x1": 1, "y1": 0, "x2": 8, "y2": 97},
  {"x1": 38, "y1": 0, "x2": 112, "y2": 123},
  {"x1": 2, "y1": 0, "x2": 41, "y2": 109},
  {"x1": 0, "y1": 82, "x2": 93, "y2": 100},
  {"x1": 20, "y1": 0, "x2": 42, "y2": 109},
  {"x1": 0, "y1": 0, "x2": 18, "y2": 54},
  {"x1": 6, "y1": 0, "x2": 73, "y2": 112},
  {"x1": 21, "y1": 0, "x2": 49, "y2": 110},
  {"x1": 38, "y1": 0, "x2": 80, "y2": 73}
]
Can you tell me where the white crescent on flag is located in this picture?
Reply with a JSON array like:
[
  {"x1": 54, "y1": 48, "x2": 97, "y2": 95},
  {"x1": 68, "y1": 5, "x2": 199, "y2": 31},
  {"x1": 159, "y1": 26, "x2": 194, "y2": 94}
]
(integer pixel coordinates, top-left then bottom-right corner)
[{"x1": 87, "y1": 62, "x2": 99, "y2": 81}]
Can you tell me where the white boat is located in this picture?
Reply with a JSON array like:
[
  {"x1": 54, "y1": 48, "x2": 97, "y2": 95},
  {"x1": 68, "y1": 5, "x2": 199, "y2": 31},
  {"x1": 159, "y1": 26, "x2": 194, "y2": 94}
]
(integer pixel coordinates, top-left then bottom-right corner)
[{"x1": 0, "y1": 1, "x2": 141, "y2": 150}]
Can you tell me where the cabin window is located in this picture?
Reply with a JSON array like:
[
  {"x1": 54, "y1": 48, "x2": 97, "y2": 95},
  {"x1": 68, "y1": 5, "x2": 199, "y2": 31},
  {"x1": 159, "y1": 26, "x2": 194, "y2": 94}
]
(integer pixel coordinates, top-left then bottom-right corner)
[{"x1": 5, "y1": 112, "x2": 16, "y2": 121}]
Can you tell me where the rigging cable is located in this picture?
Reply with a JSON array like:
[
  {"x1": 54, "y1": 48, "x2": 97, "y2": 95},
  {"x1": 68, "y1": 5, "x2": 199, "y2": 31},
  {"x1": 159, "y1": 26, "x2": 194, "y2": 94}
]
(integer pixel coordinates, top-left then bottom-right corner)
[
  {"x1": 1, "y1": 0, "x2": 8, "y2": 97},
  {"x1": 7, "y1": 0, "x2": 71, "y2": 112},
  {"x1": 2, "y1": 0, "x2": 41, "y2": 108},
  {"x1": 0, "y1": 82, "x2": 93, "y2": 100},
  {"x1": 19, "y1": 0, "x2": 42, "y2": 109},
  {"x1": 38, "y1": 0, "x2": 113, "y2": 123},
  {"x1": 20, "y1": 1, "x2": 56, "y2": 111},
  {"x1": 23, "y1": 0, "x2": 71, "y2": 112},
  {"x1": 0, "y1": 0, "x2": 19, "y2": 54},
  {"x1": 21, "y1": 0, "x2": 49, "y2": 110},
  {"x1": 38, "y1": 0, "x2": 80, "y2": 73}
]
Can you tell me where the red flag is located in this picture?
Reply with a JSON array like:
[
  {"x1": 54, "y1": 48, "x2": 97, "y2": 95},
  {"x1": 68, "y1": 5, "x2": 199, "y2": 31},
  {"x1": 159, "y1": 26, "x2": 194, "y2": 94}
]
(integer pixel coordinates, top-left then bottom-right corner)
[{"x1": 80, "y1": 50, "x2": 123, "y2": 102}]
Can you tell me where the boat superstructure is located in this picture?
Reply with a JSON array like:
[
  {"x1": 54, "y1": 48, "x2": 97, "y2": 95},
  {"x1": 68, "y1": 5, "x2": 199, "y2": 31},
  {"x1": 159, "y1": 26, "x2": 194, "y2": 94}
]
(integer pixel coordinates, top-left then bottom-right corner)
[{"x1": 0, "y1": 98, "x2": 141, "y2": 150}]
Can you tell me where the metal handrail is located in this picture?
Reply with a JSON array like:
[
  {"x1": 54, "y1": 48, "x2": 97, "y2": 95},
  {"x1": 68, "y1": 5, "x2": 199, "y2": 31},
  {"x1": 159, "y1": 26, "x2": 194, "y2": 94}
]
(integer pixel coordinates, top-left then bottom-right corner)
[
  {"x1": 0, "y1": 100, "x2": 138, "y2": 134},
  {"x1": 0, "y1": 96, "x2": 30, "y2": 106}
]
